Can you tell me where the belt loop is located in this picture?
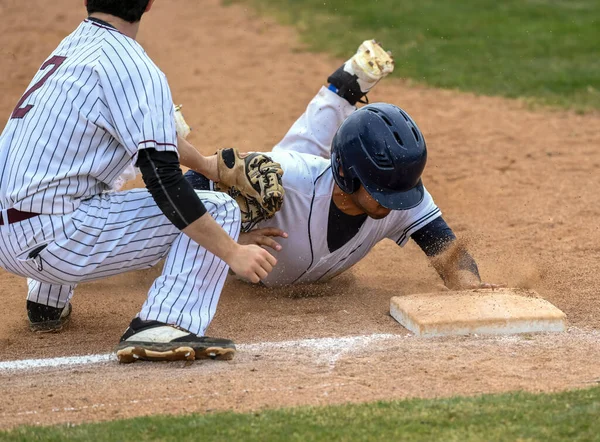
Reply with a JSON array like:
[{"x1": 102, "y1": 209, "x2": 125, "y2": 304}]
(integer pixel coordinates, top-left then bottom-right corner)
[{"x1": 0, "y1": 208, "x2": 8, "y2": 226}]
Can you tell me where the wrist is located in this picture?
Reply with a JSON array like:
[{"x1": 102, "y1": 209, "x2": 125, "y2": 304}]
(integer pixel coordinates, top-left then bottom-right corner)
[
  {"x1": 208, "y1": 154, "x2": 220, "y2": 182},
  {"x1": 448, "y1": 270, "x2": 481, "y2": 290},
  {"x1": 220, "y1": 240, "x2": 240, "y2": 265}
]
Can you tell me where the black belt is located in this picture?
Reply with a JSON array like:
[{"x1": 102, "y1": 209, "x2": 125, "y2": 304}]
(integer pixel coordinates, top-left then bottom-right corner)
[{"x1": 0, "y1": 208, "x2": 40, "y2": 226}]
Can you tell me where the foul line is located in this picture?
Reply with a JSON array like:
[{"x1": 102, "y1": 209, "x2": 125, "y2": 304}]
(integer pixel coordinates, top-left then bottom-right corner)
[{"x1": 0, "y1": 334, "x2": 400, "y2": 373}]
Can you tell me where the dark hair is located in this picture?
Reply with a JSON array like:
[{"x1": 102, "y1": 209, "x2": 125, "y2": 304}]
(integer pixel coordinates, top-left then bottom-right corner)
[{"x1": 86, "y1": 0, "x2": 151, "y2": 23}]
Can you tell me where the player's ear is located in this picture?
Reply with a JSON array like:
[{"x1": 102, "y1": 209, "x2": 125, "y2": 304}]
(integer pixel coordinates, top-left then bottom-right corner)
[
  {"x1": 338, "y1": 166, "x2": 345, "y2": 177},
  {"x1": 145, "y1": 0, "x2": 156, "y2": 12}
]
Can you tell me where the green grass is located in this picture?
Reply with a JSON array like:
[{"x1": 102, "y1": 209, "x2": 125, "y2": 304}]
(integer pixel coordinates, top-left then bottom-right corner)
[
  {"x1": 2, "y1": 386, "x2": 600, "y2": 441},
  {"x1": 226, "y1": 0, "x2": 600, "y2": 110}
]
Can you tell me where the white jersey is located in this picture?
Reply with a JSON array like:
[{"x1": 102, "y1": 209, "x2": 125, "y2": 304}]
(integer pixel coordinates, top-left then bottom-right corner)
[
  {"x1": 256, "y1": 87, "x2": 441, "y2": 286},
  {"x1": 0, "y1": 19, "x2": 176, "y2": 214}
]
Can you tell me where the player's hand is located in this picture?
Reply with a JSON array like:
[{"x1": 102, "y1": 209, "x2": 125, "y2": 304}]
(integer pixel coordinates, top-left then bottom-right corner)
[
  {"x1": 238, "y1": 228, "x2": 288, "y2": 252},
  {"x1": 447, "y1": 270, "x2": 506, "y2": 291},
  {"x1": 227, "y1": 244, "x2": 277, "y2": 283}
]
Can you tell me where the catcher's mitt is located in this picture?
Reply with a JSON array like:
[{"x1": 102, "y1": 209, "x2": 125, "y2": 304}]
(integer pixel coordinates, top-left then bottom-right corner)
[{"x1": 214, "y1": 148, "x2": 284, "y2": 232}]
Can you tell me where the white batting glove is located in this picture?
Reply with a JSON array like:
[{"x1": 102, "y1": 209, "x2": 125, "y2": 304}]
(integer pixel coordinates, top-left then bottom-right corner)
[{"x1": 174, "y1": 104, "x2": 191, "y2": 139}]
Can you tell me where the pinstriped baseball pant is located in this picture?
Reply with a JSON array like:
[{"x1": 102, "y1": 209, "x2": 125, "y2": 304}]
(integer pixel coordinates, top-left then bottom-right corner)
[{"x1": 0, "y1": 188, "x2": 240, "y2": 336}]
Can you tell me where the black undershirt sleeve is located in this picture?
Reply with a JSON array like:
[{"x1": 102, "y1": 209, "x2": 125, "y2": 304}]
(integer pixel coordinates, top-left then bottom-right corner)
[
  {"x1": 411, "y1": 216, "x2": 456, "y2": 256},
  {"x1": 410, "y1": 216, "x2": 480, "y2": 278},
  {"x1": 136, "y1": 149, "x2": 207, "y2": 230},
  {"x1": 327, "y1": 199, "x2": 368, "y2": 253},
  {"x1": 183, "y1": 169, "x2": 212, "y2": 190}
]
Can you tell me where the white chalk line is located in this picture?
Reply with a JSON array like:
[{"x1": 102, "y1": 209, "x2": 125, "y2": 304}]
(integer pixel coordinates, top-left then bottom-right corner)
[
  {"x1": 0, "y1": 333, "x2": 401, "y2": 373},
  {"x1": 1, "y1": 327, "x2": 598, "y2": 374},
  {"x1": 2, "y1": 328, "x2": 600, "y2": 421}
]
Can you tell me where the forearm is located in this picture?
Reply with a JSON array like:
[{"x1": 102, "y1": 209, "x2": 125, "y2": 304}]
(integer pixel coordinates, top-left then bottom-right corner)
[
  {"x1": 138, "y1": 148, "x2": 240, "y2": 264},
  {"x1": 182, "y1": 213, "x2": 239, "y2": 263},
  {"x1": 177, "y1": 135, "x2": 219, "y2": 182},
  {"x1": 411, "y1": 216, "x2": 481, "y2": 288}
]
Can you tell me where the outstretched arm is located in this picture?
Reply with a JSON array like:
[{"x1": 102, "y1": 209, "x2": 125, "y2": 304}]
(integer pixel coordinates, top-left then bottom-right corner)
[
  {"x1": 411, "y1": 217, "x2": 502, "y2": 290},
  {"x1": 273, "y1": 87, "x2": 354, "y2": 159}
]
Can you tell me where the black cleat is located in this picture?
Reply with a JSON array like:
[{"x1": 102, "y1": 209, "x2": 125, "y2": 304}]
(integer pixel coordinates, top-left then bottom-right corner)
[
  {"x1": 27, "y1": 300, "x2": 72, "y2": 332},
  {"x1": 116, "y1": 318, "x2": 236, "y2": 364}
]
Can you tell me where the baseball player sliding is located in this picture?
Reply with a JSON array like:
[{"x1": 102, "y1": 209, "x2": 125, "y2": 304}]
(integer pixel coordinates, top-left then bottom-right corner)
[
  {"x1": 0, "y1": 0, "x2": 285, "y2": 363},
  {"x1": 186, "y1": 40, "x2": 503, "y2": 290}
]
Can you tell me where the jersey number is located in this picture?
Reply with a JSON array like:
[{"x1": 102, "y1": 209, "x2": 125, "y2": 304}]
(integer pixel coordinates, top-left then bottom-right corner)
[{"x1": 11, "y1": 55, "x2": 67, "y2": 120}]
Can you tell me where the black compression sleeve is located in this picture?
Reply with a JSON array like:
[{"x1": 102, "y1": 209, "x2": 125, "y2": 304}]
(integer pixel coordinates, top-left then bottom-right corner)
[
  {"x1": 411, "y1": 216, "x2": 456, "y2": 257},
  {"x1": 136, "y1": 149, "x2": 207, "y2": 230},
  {"x1": 411, "y1": 216, "x2": 480, "y2": 278}
]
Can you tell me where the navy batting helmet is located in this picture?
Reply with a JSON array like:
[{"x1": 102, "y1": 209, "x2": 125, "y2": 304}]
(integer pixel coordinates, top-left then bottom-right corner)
[{"x1": 331, "y1": 103, "x2": 427, "y2": 210}]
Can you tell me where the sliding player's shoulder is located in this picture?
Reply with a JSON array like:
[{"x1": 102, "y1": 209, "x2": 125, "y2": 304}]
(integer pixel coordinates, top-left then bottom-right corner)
[{"x1": 267, "y1": 150, "x2": 330, "y2": 192}]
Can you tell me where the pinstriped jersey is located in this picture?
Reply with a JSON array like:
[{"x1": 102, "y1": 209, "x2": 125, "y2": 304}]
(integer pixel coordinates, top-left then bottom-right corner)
[
  {"x1": 257, "y1": 150, "x2": 440, "y2": 287},
  {"x1": 0, "y1": 19, "x2": 177, "y2": 214}
]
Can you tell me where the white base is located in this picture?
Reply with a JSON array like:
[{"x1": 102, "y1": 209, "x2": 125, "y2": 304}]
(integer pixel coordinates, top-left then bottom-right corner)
[{"x1": 390, "y1": 289, "x2": 567, "y2": 337}]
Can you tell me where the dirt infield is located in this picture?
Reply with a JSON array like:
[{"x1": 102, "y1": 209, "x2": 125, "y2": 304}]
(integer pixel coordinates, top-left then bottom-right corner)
[{"x1": 1, "y1": 0, "x2": 599, "y2": 429}]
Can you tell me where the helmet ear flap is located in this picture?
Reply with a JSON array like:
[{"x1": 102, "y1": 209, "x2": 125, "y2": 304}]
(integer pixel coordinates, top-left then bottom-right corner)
[{"x1": 332, "y1": 150, "x2": 357, "y2": 194}]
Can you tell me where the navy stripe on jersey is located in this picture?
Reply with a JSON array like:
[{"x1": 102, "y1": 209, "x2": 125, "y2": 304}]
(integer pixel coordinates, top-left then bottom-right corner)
[
  {"x1": 395, "y1": 207, "x2": 442, "y2": 246},
  {"x1": 290, "y1": 166, "x2": 332, "y2": 284}
]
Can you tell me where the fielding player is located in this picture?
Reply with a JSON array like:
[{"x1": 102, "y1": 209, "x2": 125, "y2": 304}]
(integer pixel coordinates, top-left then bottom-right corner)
[{"x1": 0, "y1": 0, "x2": 278, "y2": 363}]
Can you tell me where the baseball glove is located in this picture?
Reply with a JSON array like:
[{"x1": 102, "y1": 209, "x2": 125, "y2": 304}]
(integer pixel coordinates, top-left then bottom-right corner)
[{"x1": 214, "y1": 148, "x2": 284, "y2": 232}]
